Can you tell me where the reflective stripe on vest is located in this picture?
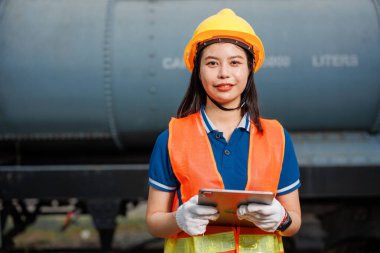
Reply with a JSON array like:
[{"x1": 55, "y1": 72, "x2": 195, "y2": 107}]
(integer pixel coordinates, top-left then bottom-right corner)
[
  {"x1": 167, "y1": 112, "x2": 285, "y2": 253},
  {"x1": 164, "y1": 232, "x2": 284, "y2": 253}
]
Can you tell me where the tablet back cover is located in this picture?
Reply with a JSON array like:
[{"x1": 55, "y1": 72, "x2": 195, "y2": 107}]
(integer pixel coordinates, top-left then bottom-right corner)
[{"x1": 198, "y1": 189, "x2": 274, "y2": 227}]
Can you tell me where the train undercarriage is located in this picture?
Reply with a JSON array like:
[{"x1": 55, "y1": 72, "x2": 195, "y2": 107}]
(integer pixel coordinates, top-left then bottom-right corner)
[{"x1": 1, "y1": 160, "x2": 380, "y2": 252}]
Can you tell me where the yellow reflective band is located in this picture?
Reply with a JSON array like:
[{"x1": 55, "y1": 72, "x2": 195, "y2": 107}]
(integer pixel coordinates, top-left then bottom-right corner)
[
  {"x1": 165, "y1": 232, "x2": 284, "y2": 253},
  {"x1": 193, "y1": 231, "x2": 236, "y2": 253},
  {"x1": 239, "y1": 234, "x2": 284, "y2": 253},
  {"x1": 164, "y1": 231, "x2": 236, "y2": 253},
  {"x1": 164, "y1": 238, "x2": 195, "y2": 253}
]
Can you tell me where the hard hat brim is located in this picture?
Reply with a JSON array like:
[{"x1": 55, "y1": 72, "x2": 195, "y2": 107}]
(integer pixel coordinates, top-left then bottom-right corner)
[{"x1": 184, "y1": 30, "x2": 265, "y2": 73}]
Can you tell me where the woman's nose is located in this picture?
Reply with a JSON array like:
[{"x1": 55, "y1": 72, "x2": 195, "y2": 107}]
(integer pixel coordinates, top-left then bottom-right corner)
[{"x1": 217, "y1": 64, "x2": 230, "y2": 79}]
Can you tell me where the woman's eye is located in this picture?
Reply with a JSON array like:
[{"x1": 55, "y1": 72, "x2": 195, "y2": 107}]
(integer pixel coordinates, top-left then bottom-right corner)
[
  {"x1": 231, "y1": 60, "x2": 242, "y2": 65},
  {"x1": 206, "y1": 61, "x2": 218, "y2": 66}
]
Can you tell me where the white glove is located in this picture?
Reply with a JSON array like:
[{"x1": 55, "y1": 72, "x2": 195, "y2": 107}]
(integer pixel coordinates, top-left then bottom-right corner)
[
  {"x1": 237, "y1": 198, "x2": 286, "y2": 232},
  {"x1": 175, "y1": 195, "x2": 219, "y2": 236}
]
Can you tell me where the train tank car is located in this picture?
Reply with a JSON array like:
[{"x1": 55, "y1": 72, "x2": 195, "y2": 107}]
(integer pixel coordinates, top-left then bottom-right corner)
[{"x1": 1, "y1": 0, "x2": 380, "y2": 252}]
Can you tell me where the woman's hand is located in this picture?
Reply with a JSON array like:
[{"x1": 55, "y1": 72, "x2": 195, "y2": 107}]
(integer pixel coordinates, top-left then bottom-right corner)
[
  {"x1": 237, "y1": 198, "x2": 285, "y2": 232},
  {"x1": 176, "y1": 195, "x2": 219, "y2": 236}
]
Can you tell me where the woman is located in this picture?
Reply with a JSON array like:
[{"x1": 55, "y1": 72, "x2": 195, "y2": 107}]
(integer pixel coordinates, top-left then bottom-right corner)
[{"x1": 146, "y1": 8, "x2": 301, "y2": 253}]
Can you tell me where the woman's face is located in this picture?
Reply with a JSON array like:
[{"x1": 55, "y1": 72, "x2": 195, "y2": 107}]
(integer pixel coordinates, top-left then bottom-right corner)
[{"x1": 199, "y1": 42, "x2": 250, "y2": 109}]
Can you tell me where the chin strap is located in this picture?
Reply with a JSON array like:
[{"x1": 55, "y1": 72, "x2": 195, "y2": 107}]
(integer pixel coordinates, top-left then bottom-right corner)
[{"x1": 206, "y1": 93, "x2": 244, "y2": 111}]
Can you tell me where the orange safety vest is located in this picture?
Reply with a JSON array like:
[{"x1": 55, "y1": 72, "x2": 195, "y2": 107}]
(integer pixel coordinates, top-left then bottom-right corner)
[{"x1": 166, "y1": 112, "x2": 286, "y2": 253}]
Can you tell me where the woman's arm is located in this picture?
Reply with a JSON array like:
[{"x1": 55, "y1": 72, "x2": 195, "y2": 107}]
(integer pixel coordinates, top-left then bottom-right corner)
[
  {"x1": 145, "y1": 186, "x2": 181, "y2": 238},
  {"x1": 277, "y1": 189, "x2": 301, "y2": 236}
]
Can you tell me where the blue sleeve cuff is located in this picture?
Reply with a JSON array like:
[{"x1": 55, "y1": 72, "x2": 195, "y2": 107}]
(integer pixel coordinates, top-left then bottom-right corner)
[
  {"x1": 277, "y1": 128, "x2": 301, "y2": 195},
  {"x1": 148, "y1": 177, "x2": 177, "y2": 192},
  {"x1": 148, "y1": 130, "x2": 179, "y2": 192},
  {"x1": 277, "y1": 179, "x2": 301, "y2": 196}
]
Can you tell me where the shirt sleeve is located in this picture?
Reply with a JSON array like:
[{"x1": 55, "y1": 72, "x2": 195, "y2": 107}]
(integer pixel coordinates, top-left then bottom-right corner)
[
  {"x1": 148, "y1": 129, "x2": 179, "y2": 192},
  {"x1": 277, "y1": 128, "x2": 301, "y2": 196}
]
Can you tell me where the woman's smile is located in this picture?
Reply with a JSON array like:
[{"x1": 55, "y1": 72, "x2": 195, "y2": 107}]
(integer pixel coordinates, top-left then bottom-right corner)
[{"x1": 214, "y1": 83, "x2": 235, "y2": 92}]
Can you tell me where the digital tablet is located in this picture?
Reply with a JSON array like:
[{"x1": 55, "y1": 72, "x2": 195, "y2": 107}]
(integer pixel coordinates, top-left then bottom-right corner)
[{"x1": 198, "y1": 188, "x2": 274, "y2": 227}]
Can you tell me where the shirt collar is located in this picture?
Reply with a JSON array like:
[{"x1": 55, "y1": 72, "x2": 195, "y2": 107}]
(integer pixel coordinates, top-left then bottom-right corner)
[{"x1": 200, "y1": 105, "x2": 250, "y2": 134}]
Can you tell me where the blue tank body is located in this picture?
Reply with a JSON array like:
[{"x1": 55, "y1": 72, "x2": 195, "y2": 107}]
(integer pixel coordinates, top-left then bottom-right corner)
[{"x1": 1, "y1": 0, "x2": 380, "y2": 149}]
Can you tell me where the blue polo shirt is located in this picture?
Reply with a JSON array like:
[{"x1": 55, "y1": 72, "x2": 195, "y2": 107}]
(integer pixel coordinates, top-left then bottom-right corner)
[{"x1": 148, "y1": 108, "x2": 301, "y2": 197}]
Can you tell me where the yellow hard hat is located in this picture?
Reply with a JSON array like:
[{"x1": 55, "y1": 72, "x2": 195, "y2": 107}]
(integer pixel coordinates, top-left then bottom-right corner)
[{"x1": 184, "y1": 8, "x2": 265, "y2": 73}]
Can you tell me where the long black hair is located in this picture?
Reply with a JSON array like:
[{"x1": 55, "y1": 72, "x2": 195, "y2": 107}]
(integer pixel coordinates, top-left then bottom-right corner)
[{"x1": 176, "y1": 44, "x2": 263, "y2": 133}]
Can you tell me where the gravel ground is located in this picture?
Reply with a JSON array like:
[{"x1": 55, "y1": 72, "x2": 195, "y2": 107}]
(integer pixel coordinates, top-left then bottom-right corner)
[{"x1": 5, "y1": 202, "x2": 158, "y2": 250}]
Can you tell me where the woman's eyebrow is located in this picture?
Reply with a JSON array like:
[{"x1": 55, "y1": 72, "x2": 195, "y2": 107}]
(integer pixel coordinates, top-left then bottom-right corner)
[
  {"x1": 203, "y1": 56, "x2": 219, "y2": 60},
  {"x1": 203, "y1": 55, "x2": 245, "y2": 60},
  {"x1": 229, "y1": 55, "x2": 245, "y2": 60}
]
